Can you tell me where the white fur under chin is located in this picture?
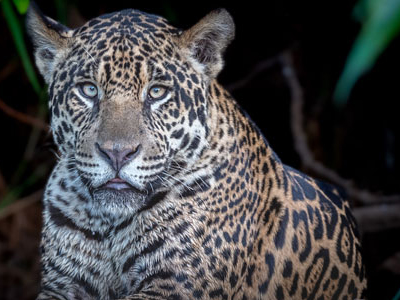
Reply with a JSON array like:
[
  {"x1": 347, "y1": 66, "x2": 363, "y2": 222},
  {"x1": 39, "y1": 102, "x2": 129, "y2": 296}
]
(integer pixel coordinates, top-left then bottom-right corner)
[{"x1": 91, "y1": 188, "x2": 147, "y2": 216}]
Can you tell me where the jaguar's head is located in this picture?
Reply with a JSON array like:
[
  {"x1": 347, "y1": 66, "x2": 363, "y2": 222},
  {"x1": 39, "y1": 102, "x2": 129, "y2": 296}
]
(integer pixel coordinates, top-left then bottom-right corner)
[{"x1": 27, "y1": 4, "x2": 234, "y2": 210}]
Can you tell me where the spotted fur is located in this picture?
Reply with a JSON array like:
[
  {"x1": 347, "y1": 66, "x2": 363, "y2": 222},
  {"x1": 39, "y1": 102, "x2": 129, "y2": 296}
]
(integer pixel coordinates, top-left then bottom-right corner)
[{"x1": 27, "y1": 3, "x2": 367, "y2": 300}]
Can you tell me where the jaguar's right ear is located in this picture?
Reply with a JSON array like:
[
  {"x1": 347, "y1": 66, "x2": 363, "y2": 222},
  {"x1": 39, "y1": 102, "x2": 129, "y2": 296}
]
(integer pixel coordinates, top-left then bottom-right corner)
[{"x1": 26, "y1": 2, "x2": 72, "y2": 83}]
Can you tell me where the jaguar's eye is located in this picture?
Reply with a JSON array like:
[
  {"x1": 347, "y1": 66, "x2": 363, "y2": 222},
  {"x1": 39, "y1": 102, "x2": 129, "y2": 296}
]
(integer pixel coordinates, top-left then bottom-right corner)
[
  {"x1": 147, "y1": 86, "x2": 168, "y2": 100},
  {"x1": 79, "y1": 83, "x2": 98, "y2": 99}
]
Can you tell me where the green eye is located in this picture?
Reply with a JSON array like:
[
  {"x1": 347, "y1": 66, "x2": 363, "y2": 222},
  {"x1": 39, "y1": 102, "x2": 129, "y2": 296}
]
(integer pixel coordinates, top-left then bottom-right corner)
[
  {"x1": 148, "y1": 86, "x2": 168, "y2": 100},
  {"x1": 79, "y1": 83, "x2": 98, "y2": 98}
]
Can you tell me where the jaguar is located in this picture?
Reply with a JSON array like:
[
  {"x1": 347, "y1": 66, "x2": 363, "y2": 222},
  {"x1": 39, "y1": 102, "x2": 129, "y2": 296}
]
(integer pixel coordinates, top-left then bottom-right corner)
[{"x1": 27, "y1": 3, "x2": 367, "y2": 299}]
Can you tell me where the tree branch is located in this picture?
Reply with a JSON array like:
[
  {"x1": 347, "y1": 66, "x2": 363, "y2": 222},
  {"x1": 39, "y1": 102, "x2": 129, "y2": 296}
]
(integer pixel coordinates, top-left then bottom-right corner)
[
  {"x1": 227, "y1": 56, "x2": 281, "y2": 92},
  {"x1": 280, "y1": 51, "x2": 400, "y2": 205},
  {"x1": 354, "y1": 204, "x2": 400, "y2": 234},
  {"x1": 0, "y1": 97, "x2": 49, "y2": 132}
]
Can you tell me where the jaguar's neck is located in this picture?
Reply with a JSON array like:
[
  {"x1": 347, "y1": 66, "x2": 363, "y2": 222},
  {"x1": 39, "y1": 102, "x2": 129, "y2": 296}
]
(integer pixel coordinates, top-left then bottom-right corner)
[{"x1": 198, "y1": 81, "x2": 285, "y2": 199}]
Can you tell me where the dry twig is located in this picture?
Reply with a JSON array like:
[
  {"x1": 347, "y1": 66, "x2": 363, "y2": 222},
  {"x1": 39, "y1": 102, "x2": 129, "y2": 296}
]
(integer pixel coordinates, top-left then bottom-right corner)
[
  {"x1": 0, "y1": 97, "x2": 49, "y2": 131},
  {"x1": 227, "y1": 56, "x2": 281, "y2": 92},
  {"x1": 354, "y1": 204, "x2": 400, "y2": 234},
  {"x1": 0, "y1": 189, "x2": 43, "y2": 220},
  {"x1": 280, "y1": 51, "x2": 400, "y2": 206}
]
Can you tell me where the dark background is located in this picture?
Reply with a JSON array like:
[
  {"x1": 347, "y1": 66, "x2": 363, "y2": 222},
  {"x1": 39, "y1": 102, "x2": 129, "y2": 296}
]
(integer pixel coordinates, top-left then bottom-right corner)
[{"x1": 1, "y1": 0, "x2": 399, "y2": 299}]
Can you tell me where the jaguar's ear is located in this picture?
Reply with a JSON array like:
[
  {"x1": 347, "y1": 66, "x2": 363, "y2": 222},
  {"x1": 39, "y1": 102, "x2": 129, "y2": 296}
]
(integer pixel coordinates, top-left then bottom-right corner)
[
  {"x1": 26, "y1": 2, "x2": 72, "y2": 83},
  {"x1": 178, "y1": 9, "x2": 235, "y2": 79}
]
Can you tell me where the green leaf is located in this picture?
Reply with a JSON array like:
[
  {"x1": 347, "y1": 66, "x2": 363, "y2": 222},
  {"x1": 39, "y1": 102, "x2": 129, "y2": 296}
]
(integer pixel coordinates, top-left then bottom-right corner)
[
  {"x1": 1, "y1": 0, "x2": 42, "y2": 96},
  {"x1": 334, "y1": 0, "x2": 400, "y2": 106},
  {"x1": 12, "y1": 0, "x2": 29, "y2": 14},
  {"x1": 392, "y1": 286, "x2": 400, "y2": 300}
]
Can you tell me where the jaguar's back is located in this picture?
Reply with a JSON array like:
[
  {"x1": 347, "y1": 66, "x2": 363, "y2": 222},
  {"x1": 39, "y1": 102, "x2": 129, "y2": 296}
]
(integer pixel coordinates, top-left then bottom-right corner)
[{"x1": 27, "y1": 3, "x2": 367, "y2": 299}]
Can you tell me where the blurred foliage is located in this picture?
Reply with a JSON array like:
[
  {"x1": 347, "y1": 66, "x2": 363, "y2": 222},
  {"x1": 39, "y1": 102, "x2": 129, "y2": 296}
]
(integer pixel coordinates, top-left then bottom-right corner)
[
  {"x1": 2, "y1": 0, "x2": 42, "y2": 96},
  {"x1": 0, "y1": 0, "x2": 48, "y2": 210},
  {"x1": 335, "y1": 0, "x2": 400, "y2": 105},
  {"x1": 54, "y1": 0, "x2": 67, "y2": 25},
  {"x1": 12, "y1": 0, "x2": 29, "y2": 14},
  {"x1": 394, "y1": 288, "x2": 400, "y2": 300}
]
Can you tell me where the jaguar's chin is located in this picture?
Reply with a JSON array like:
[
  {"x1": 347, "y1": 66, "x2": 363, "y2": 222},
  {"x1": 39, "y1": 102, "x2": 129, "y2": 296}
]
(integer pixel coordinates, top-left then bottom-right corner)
[{"x1": 92, "y1": 187, "x2": 148, "y2": 213}]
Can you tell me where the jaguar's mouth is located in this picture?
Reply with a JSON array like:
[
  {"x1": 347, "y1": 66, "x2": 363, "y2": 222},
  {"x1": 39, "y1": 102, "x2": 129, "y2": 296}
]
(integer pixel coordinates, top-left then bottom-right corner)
[
  {"x1": 102, "y1": 177, "x2": 131, "y2": 190},
  {"x1": 99, "y1": 177, "x2": 147, "y2": 194}
]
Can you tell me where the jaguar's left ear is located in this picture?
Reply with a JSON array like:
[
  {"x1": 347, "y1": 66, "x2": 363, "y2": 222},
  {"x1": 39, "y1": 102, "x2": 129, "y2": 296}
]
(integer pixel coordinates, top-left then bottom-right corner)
[{"x1": 178, "y1": 9, "x2": 235, "y2": 79}]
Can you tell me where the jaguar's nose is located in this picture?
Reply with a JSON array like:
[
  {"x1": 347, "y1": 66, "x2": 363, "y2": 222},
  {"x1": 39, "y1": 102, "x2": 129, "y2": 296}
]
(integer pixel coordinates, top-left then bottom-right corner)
[{"x1": 95, "y1": 142, "x2": 141, "y2": 171}]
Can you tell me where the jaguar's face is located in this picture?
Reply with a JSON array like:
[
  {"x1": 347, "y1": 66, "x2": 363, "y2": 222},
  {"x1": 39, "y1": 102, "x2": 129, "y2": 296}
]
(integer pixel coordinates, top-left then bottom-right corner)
[{"x1": 27, "y1": 7, "x2": 234, "y2": 210}]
